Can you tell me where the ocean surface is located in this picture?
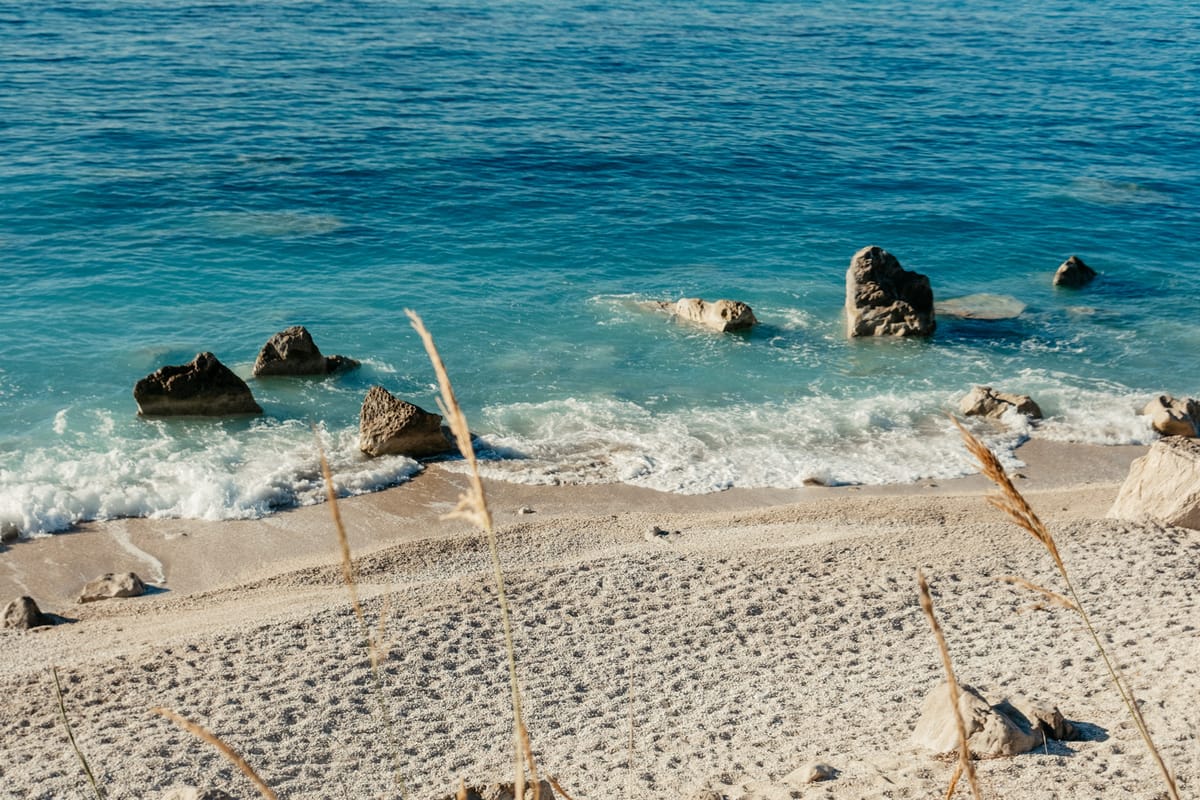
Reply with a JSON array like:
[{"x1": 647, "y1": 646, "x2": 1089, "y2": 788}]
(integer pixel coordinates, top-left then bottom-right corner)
[{"x1": 2, "y1": 0, "x2": 1198, "y2": 535}]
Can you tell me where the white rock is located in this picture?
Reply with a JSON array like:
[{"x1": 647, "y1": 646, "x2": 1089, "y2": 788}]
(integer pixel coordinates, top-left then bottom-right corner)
[
  {"x1": 1109, "y1": 436, "x2": 1200, "y2": 530},
  {"x1": 912, "y1": 681, "x2": 1039, "y2": 758}
]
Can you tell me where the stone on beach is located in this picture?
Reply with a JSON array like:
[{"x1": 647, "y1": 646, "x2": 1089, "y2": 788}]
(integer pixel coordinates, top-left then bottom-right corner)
[
  {"x1": 959, "y1": 386, "x2": 1043, "y2": 420},
  {"x1": 666, "y1": 298, "x2": 758, "y2": 332},
  {"x1": 252, "y1": 325, "x2": 360, "y2": 377},
  {"x1": 1053, "y1": 255, "x2": 1097, "y2": 288},
  {"x1": 996, "y1": 695, "x2": 1079, "y2": 742},
  {"x1": 134, "y1": 352, "x2": 262, "y2": 416},
  {"x1": 1142, "y1": 394, "x2": 1199, "y2": 438},
  {"x1": 359, "y1": 386, "x2": 452, "y2": 458},
  {"x1": 78, "y1": 572, "x2": 147, "y2": 604},
  {"x1": 1109, "y1": 436, "x2": 1200, "y2": 530},
  {"x1": 845, "y1": 246, "x2": 935, "y2": 337},
  {"x1": 3, "y1": 596, "x2": 51, "y2": 629},
  {"x1": 0, "y1": 521, "x2": 18, "y2": 544},
  {"x1": 911, "y1": 681, "x2": 1040, "y2": 758}
]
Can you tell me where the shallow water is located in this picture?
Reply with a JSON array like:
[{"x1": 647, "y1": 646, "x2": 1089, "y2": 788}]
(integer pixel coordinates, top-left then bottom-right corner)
[{"x1": 2, "y1": 0, "x2": 1198, "y2": 533}]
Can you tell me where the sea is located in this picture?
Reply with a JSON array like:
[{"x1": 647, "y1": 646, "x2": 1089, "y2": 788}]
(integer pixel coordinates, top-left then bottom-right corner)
[{"x1": 2, "y1": 0, "x2": 1198, "y2": 536}]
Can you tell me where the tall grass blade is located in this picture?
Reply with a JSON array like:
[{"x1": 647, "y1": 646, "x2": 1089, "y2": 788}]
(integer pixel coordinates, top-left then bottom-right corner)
[
  {"x1": 152, "y1": 707, "x2": 278, "y2": 800},
  {"x1": 51, "y1": 667, "x2": 106, "y2": 800}
]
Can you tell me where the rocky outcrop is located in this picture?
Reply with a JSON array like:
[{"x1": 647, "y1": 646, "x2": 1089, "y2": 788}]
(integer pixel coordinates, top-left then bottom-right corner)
[
  {"x1": 1142, "y1": 395, "x2": 1199, "y2": 438},
  {"x1": 845, "y1": 246, "x2": 935, "y2": 337},
  {"x1": 959, "y1": 386, "x2": 1043, "y2": 420},
  {"x1": 1109, "y1": 436, "x2": 1200, "y2": 530},
  {"x1": 134, "y1": 353, "x2": 262, "y2": 416},
  {"x1": 665, "y1": 298, "x2": 757, "y2": 332},
  {"x1": 252, "y1": 325, "x2": 360, "y2": 377},
  {"x1": 912, "y1": 681, "x2": 1041, "y2": 758},
  {"x1": 1053, "y1": 255, "x2": 1097, "y2": 288},
  {"x1": 359, "y1": 386, "x2": 452, "y2": 458},
  {"x1": 3, "y1": 596, "x2": 51, "y2": 629},
  {"x1": 78, "y1": 572, "x2": 147, "y2": 604}
]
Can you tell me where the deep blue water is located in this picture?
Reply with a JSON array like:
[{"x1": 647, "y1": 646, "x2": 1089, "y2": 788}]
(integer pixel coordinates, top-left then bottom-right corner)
[{"x1": 2, "y1": 0, "x2": 1198, "y2": 533}]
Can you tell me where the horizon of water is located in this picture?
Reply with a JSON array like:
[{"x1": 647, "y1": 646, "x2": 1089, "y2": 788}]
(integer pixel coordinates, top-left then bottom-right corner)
[{"x1": 2, "y1": 0, "x2": 1198, "y2": 536}]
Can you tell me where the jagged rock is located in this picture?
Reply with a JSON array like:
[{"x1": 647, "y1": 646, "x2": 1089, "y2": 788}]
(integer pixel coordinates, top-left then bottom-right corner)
[
  {"x1": 0, "y1": 521, "x2": 18, "y2": 544},
  {"x1": 359, "y1": 386, "x2": 452, "y2": 458},
  {"x1": 78, "y1": 572, "x2": 146, "y2": 604},
  {"x1": 936, "y1": 293, "x2": 1026, "y2": 320},
  {"x1": 1109, "y1": 436, "x2": 1200, "y2": 530},
  {"x1": 959, "y1": 386, "x2": 1043, "y2": 420},
  {"x1": 912, "y1": 681, "x2": 1040, "y2": 758},
  {"x1": 159, "y1": 788, "x2": 236, "y2": 800},
  {"x1": 665, "y1": 298, "x2": 758, "y2": 332},
  {"x1": 845, "y1": 246, "x2": 935, "y2": 337},
  {"x1": 1053, "y1": 255, "x2": 1097, "y2": 288},
  {"x1": 996, "y1": 696, "x2": 1080, "y2": 742},
  {"x1": 252, "y1": 325, "x2": 360, "y2": 377},
  {"x1": 3, "y1": 596, "x2": 51, "y2": 629},
  {"x1": 1142, "y1": 395, "x2": 1199, "y2": 438},
  {"x1": 134, "y1": 353, "x2": 262, "y2": 416}
]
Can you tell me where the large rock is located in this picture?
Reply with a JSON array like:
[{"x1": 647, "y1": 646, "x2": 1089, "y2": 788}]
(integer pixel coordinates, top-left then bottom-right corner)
[
  {"x1": 78, "y1": 572, "x2": 147, "y2": 604},
  {"x1": 359, "y1": 386, "x2": 452, "y2": 458},
  {"x1": 1109, "y1": 437, "x2": 1200, "y2": 530},
  {"x1": 1142, "y1": 395, "x2": 1199, "y2": 438},
  {"x1": 912, "y1": 681, "x2": 1040, "y2": 758},
  {"x1": 845, "y1": 246, "x2": 935, "y2": 337},
  {"x1": 1053, "y1": 255, "x2": 1097, "y2": 288},
  {"x1": 134, "y1": 353, "x2": 262, "y2": 416},
  {"x1": 959, "y1": 386, "x2": 1043, "y2": 420},
  {"x1": 3, "y1": 596, "x2": 51, "y2": 629},
  {"x1": 252, "y1": 325, "x2": 360, "y2": 377},
  {"x1": 666, "y1": 298, "x2": 757, "y2": 332}
]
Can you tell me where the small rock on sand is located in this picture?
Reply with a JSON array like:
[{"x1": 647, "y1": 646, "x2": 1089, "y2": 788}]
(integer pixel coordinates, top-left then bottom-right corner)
[
  {"x1": 78, "y1": 572, "x2": 147, "y2": 604},
  {"x1": 3, "y1": 596, "x2": 51, "y2": 630}
]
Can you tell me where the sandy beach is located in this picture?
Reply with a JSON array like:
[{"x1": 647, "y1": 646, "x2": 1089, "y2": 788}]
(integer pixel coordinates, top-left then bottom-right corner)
[{"x1": 2, "y1": 439, "x2": 1196, "y2": 800}]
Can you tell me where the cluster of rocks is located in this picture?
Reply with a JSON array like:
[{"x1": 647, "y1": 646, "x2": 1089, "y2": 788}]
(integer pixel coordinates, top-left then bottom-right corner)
[
  {"x1": 2, "y1": 571, "x2": 148, "y2": 631},
  {"x1": 913, "y1": 680, "x2": 1080, "y2": 758}
]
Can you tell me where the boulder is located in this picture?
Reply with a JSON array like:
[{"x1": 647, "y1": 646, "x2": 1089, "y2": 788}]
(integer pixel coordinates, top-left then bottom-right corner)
[
  {"x1": 845, "y1": 246, "x2": 935, "y2": 337},
  {"x1": 3, "y1": 596, "x2": 51, "y2": 629},
  {"x1": 252, "y1": 325, "x2": 360, "y2": 377},
  {"x1": 959, "y1": 386, "x2": 1043, "y2": 420},
  {"x1": 1142, "y1": 395, "x2": 1199, "y2": 438},
  {"x1": 78, "y1": 572, "x2": 147, "y2": 604},
  {"x1": 1109, "y1": 437, "x2": 1200, "y2": 530},
  {"x1": 134, "y1": 353, "x2": 262, "y2": 416},
  {"x1": 667, "y1": 298, "x2": 757, "y2": 332},
  {"x1": 912, "y1": 681, "x2": 1039, "y2": 758},
  {"x1": 1053, "y1": 255, "x2": 1097, "y2": 288},
  {"x1": 0, "y1": 521, "x2": 18, "y2": 544},
  {"x1": 359, "y1": 386, "x2": 452, "y2": 458}
]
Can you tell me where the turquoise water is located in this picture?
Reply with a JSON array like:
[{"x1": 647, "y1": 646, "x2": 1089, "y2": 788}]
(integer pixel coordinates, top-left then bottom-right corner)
[{"x1": 2, "y1": 1, "x2": 1198, "y2": 534}]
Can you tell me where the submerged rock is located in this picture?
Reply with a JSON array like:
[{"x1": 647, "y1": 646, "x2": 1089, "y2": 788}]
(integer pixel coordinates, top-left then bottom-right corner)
[
  {"x1": 78, "y1": 572, "x2": 147, "y2": 604},
  {"x1": 935, "y1": 293, "x2": 1026, "y2": 321},
  {"x1": 845, "y1": 246, "x2": 935, "y2": 337},
  {"x1": 3, "y1": 596, "x2": 51, "y2": 629},
  {"x1": 1109, "y1": 436, "x2": 1200, "y2": 530},
  {"x1": 1053, "y1": 255, "x2": 1097, "y2": 288},
  {"x1": 665, "y1": 298, "x2": 758, "y2": 332},
  {"x1": 1142, "y1": 394, "x2": 1199, "y2": 438},
  {"x1": 359, "y1": 386, "x2": 452, "y2": 458},
  {"x1": 959, "y1": 386, "x2": 1043, "y2": 420},
  {"x1": 252, "y1": 325, "x2": 360, "y2": 377},
  {"x1": 134, "y1": 353, "x2": 262, "y2": 416}
]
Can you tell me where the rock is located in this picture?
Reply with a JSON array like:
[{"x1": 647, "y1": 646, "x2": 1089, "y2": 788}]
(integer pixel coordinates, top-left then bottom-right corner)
[
  {"x1": 1053, "y1": 255, "x2": 1097, "y2": 288},
  {"x1": 3, "y1": 596, "x2": 51, "y2": 629},
  {"x1": 0, "y1": 521, "x2": 18, "y2": 544},
  {"x1": 1109, "y1": 436, "x2": 1200, "y2": 530},
  {"x1": 1142, "y1": 395, "x2": 1199, "y2": 438},
  {"x1": 935, "y1": 293, "x2": 1026, "y2": 320},
  {"x1": 667, "y1": 298, "x2": 758, "y2": 332},
  {"x1": 912, "y1": 681, "x2": 1039, "y2": 758},
  {"x1": 845, "y1": 246, "x2": 935, "y2": 337},
  {"x1": 78, "y1": 572, "x2": 146, "y2": 604},
  {"x1": 959, "y1": 386, "x2": 1043, "y2": 420},
  {"x1": 359, "y1": 386, "x2": 452, "y2": 458},
  {"x1": 516, "y1": 506, "x2": 535, "y2": 515},
  {"x1": 159, "y1": 788, "x2": 236, "y2": 800},
  {"x1": 252, "y1": 325, "x2": 360, "y2": 377},
  {"x1": 996, "y1": 695, "x2": 1080, "y2": 741},
  {"x1": 450, "y1": 780, "x2": 556, "y2": 800},
  {"x1": 789, "y1": 762, "x2": 837, "y2": 783},
  {"x1": 134, "y1": 352, "x2": 262, "y2": 416}
]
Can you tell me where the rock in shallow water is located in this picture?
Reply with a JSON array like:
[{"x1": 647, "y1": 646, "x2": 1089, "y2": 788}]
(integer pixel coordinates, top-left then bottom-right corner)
[
  {"x1": 666, "y1": 298, "x2": 758, "y2": 332},
  {"x1": 252, "y1": 325, "x2": 359, "y2": 377},
  {"x1": 845, "y1": 246, "x2": 935, "y2": 337},
  {"x1": 936, "y1": 293, "x2": 1026, "y2": 320},
  {"x1": 959, "y1": 386, "x2": 1043, "y2": 420},
  {"x1": 1053, "y1": 254, "x2": 1097, "y2": 287},
  {"x1": 1142, "y1": 394, "x2": 1199, "y2": 438},
  {"x1": 359, "y1": 385, "x2": 452, "y2": 458},
  {"x1": 134, "y1": 352, "x2": 262, "y2": 416}
]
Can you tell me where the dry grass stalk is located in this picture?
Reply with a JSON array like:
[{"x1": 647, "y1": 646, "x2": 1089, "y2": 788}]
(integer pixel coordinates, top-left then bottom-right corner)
[
  {"x1": 51, "y1": 667, "x2": 107, "y2": 800},
  {"x1": 996, "y1": 575, "x2": 1078, "y2": 612},
  {"x1": 152, "y1": 706, "x2": 278, "y2": 800},
  {"x1": 319, "y1": 448, "x2": 409, "y2": 796},
  {"x1": 548, "y1": 775, "x2": 579, "y2": 800},
  {"x1": 406, "y1": 309, "x2": 540, "y2": 800},
  {"x1": 916, "y1": 571, "x2": 983, "y2": 800},
  {"x1": 954, "y1": 418, "x2": 1180, "y2": 800}
]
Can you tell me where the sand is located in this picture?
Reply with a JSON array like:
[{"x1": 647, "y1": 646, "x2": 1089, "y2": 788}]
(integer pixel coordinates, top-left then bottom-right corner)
[{"x1": 1, "y1": 440, "x2": 1197, "y2": 800}]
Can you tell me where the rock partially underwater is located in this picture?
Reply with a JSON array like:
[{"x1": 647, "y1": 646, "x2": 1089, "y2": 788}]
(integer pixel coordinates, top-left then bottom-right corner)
[
  {"x1": 845, "y1": 246, "x2": 935, "y2": 338},
  {"x1": 253, "y1": 325, "x2": 360, "y2": 377},
  {"x1": 134, "y1": 352, "x2": 262, "y2": 416},
  {"x1": 359, "y1": 386, "x2": 453, "y2": 459}
]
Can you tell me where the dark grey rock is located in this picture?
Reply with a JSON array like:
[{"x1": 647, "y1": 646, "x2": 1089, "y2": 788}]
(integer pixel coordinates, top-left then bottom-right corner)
[
  {"x1": 252, "y1": 325, "x2": 359, "y2": 377},
  {"x1": 1053, "y1": 255, "x2": 1097, "y2": 288},
  {"x1": 134, "y1": 353, "x2": 262, "y2": 416},
  {"x1": 3, "y1": 596, "x2": 51, "y2": 629},
  {"x1": 0, "y1": 522, "x2": 18, "y2": 544}
]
